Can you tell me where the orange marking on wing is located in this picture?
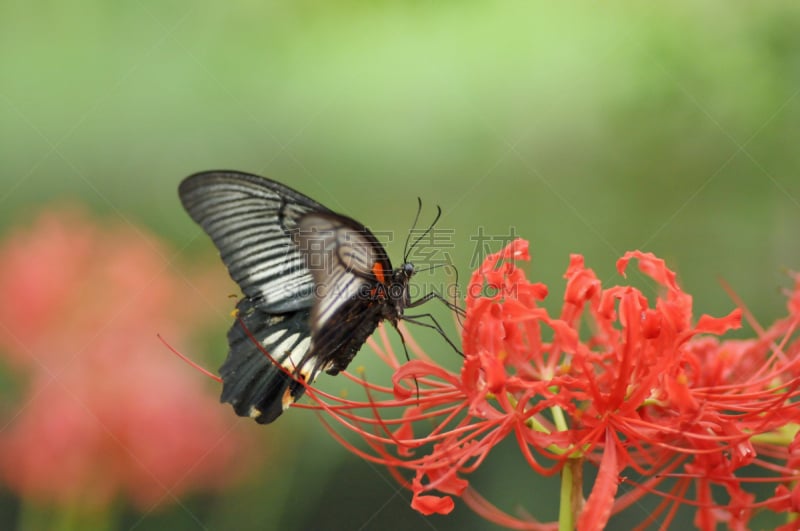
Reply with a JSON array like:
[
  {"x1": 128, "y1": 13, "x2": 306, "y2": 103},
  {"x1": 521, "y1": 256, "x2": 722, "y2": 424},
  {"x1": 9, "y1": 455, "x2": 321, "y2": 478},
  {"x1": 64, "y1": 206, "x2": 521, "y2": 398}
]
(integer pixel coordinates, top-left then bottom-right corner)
[
  {"x1": 281, "y1": 370, "x2": 309, "y2": 410},
  {"x1": 281, "y1": 388, "x2": 295, "y2": 410},
  {"x1": 372, "y1": 262, "x2": 386, "y2": 283}
]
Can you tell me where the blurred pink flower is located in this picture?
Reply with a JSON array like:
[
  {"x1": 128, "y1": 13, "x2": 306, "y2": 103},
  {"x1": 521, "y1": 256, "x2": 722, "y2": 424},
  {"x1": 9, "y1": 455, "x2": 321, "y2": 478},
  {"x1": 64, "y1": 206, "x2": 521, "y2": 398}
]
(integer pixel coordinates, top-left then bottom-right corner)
[{"x1": 0, "y1": 206, "x2": 253, "y2": 511}]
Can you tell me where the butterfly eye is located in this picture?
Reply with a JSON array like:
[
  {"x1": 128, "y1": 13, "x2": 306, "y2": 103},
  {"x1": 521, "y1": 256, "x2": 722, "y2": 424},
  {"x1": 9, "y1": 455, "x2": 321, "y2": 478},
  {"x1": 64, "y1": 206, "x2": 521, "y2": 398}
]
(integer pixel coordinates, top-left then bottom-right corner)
[{"x1": 403, "y1": 263, "x2": 415, "y2": 277}]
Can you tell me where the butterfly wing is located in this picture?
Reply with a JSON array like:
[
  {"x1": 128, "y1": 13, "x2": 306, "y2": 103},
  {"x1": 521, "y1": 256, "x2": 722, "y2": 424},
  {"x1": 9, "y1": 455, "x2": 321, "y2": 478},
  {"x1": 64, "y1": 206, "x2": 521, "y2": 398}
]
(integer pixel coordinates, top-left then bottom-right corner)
[
  {"x1": 293, "y1": 212, "x2": 395, "y2": 375},
  {"x1": 220, "y1": 298, "x2": 313, "y2": 424},
  {"x1": 179, "y1": 171, "x2": 331, "y2": 423},
  {"x1": 179, "y1": 170, "x2": 333, "y2": 313},
  {"x1": 179, "y1": 172, "x2": 396, "y2": 423}
]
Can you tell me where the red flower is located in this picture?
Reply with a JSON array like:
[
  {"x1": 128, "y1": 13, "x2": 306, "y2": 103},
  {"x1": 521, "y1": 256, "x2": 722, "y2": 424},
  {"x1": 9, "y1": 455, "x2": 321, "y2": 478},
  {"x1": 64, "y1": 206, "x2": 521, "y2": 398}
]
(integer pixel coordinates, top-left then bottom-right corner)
[
  {"x1": 0, "y1": 207, "x2": 254, "y2": 511},
  {"x1": 298, "y1": 239, "x2": 800, "y2": 530}
]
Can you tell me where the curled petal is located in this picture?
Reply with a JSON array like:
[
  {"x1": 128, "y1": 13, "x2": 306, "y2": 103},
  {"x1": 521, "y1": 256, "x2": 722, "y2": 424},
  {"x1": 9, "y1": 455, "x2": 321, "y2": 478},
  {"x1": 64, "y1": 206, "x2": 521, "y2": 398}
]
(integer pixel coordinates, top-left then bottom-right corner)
[
  {"x1": 425, "y1": 467, "x2": 469, "y2": 496},
  {"x1": 664, "y1": 368, "x2": 698, "y2": 413},
  {"x1": 411, "y1": 494, "x2": 455, "y2": 516},
  {"x1": 695, "y1": 309, "x2": 742, "y2": 335},
  {"x1": 480, "y1": 350, "x2": 507, "y2": 394},
  {"x1": 617, "y1": 251, "x2": 678, "y2": 292},
  {"x1": 495, "y1": 238, "x2": 530, "y2": 263},
  {"x1": 641, "y1": 309, "x2": 662, "y2": 339},
  {"x1": 564, "y1": 254, "x2": 601, "y2": 305}
]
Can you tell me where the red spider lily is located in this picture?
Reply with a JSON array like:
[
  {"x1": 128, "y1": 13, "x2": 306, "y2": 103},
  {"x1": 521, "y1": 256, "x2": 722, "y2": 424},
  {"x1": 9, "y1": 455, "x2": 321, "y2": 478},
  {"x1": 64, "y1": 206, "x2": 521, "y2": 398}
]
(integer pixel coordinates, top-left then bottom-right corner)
[
  {"x1": 295, "y1": 239, "x2": 800, "y2": 530},
  {"x1": 0, "y1": 207, "x2": 254, "y2": 512}
]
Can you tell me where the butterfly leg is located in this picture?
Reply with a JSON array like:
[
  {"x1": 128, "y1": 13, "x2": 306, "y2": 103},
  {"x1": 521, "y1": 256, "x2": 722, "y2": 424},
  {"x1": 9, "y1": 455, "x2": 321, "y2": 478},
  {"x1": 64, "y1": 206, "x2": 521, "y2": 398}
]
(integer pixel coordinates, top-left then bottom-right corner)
[
  {"x1": 407, "y1": 290, "x2": 466, "y2": 318},
  {"x1": 400, "y1": 312, "x2": 464, "y2": 357}
]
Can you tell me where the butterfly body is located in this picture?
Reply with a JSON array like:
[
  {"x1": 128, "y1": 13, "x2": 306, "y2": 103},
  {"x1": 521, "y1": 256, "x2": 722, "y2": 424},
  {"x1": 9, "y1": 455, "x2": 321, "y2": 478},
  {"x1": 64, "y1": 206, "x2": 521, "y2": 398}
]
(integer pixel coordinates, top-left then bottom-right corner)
[{"x1": 179, "y1": 171, "x2": 414, "y2": 423}]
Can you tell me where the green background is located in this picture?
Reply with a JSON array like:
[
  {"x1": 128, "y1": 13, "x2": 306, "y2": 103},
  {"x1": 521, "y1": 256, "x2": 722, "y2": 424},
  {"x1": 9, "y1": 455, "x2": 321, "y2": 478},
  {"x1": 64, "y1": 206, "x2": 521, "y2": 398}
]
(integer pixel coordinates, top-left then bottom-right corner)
[{"x1": 2, "y1": 1, "x2": 799, "y2": 529}]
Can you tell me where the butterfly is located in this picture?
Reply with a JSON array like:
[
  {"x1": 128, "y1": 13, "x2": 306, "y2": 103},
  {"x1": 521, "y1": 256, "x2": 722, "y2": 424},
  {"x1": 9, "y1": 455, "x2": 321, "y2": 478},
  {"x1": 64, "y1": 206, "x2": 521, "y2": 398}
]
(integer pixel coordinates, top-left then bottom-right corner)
[{"x1": 179, "y1": 170, "x2": 459, "y2": 424}]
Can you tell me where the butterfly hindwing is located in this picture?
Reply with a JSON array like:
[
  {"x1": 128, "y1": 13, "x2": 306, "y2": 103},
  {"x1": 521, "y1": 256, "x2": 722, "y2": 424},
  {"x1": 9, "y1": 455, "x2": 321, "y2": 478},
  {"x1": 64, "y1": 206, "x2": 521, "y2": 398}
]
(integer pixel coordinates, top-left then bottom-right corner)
[
  {"x1": 179, "y1": 171, "x2": 333, "y2": 313},
  {"x1": 221, "y1": 298, "x2": 315, "y2": 424}
]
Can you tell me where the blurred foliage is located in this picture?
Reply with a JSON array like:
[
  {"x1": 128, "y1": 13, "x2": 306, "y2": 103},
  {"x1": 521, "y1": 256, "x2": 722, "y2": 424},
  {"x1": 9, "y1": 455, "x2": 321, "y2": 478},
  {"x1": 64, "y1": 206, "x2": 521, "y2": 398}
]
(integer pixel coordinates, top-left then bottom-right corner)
[{"x1": 1, "y1": 1, "x2": 800, "y2": 529}]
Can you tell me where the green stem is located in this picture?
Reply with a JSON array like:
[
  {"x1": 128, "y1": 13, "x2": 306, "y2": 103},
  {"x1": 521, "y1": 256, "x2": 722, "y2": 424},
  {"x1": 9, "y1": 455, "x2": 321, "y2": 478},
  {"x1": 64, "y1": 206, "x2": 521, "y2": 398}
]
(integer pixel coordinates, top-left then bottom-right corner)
[
  {"x1": 551, "y1": 404, "x2": 568, "y2": 432},
  {"x1": 559, "y1": 458, "x2": 582, "y2": 531}
]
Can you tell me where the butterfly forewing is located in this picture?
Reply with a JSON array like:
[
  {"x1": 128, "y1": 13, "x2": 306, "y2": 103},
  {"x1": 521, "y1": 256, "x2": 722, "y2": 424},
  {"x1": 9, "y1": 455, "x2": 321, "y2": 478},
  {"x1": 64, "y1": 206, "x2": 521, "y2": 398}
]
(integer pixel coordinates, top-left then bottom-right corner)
[
  {"x1": 293, "y1": 212, "x2": 393, "y2": 331},
  {"x1": 179, "y1": 171, "x2": 332, "y2": 313},
  {"x1": 292, "y1": 212, "x2": 395, "y2": 374}
]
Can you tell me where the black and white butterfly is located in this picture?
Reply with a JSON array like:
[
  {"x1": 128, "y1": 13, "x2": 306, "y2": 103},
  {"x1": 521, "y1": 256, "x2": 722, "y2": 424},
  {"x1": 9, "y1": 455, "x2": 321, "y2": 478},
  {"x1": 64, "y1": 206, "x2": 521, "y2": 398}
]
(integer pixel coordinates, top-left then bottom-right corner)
[{"x1": 179, "y1": 170, "x2": 458, "y2": 424}]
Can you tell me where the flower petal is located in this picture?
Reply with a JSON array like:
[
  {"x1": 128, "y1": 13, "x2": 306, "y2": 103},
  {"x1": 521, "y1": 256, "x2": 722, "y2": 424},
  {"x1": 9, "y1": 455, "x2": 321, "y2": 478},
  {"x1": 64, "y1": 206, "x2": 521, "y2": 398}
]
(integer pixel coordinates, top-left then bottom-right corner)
[{"x1": 411, "y1": 493, "x2": 455, "y2": 515}]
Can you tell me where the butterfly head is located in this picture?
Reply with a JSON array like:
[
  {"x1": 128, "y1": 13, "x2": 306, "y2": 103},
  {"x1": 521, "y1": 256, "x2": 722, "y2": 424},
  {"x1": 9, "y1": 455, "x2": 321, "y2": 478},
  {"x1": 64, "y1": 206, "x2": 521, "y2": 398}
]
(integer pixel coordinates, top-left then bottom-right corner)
[
  {"x1": 387, "y1": 262, "x2": 415, "y2": 316},
  {"x1": 400, "y1": 262, "x2": 415, "y2": 279}
]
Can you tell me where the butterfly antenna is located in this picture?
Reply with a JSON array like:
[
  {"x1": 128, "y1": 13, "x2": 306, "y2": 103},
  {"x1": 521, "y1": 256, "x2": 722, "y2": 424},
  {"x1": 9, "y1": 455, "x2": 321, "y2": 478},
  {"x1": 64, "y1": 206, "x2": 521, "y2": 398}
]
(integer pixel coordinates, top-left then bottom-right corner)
[
  {"x1": 414, "y1": 262, "x2": 446, "y2": 274},
  {"x1": 403, "y1": 197, "x2": 424, "y2": 262},
  {"x1": 406, "y1": 204, "x2": 442, "y2": 262}
]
